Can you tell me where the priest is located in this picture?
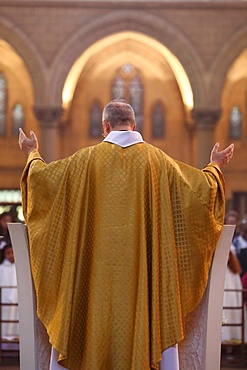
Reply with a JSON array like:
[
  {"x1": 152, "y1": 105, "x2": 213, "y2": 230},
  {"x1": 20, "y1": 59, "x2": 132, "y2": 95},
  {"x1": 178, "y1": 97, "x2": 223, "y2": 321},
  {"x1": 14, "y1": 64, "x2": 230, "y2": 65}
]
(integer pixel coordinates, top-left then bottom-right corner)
[{"x1": 18, "y1": 99, "x2": 234, "y2": 370}]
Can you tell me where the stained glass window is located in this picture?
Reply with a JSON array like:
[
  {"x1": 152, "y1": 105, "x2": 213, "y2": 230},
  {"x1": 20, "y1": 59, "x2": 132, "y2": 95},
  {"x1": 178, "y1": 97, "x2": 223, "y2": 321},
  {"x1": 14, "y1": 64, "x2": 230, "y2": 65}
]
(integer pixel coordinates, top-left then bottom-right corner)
[
  {"x1": 89, "y1": 101, "x2": 102, "y2": 138},
  {"x1": 0, "y1": 72, "x2": 7, "y2": 136},
  {"x1": 12, "y1": 103, "x2": 24, "y2": 135},
  {"x1": 112, "y1": 75, "x2": 126, "y2": 100},
  {"x1": 229, "y1": 106, "x2": 241, "y2": 139},
  {"x1": 112, "y1": 63, "x2": 143, "y2": 133},
  {"x1": 152, "y1": 102, "x2": 165, "y2": 138},
  {"x1": 122, "y1": 63, "x2": 134, "y2": 75},
  {"x1": 129, "y1": 74, "x2": 143, "y2": 133}
]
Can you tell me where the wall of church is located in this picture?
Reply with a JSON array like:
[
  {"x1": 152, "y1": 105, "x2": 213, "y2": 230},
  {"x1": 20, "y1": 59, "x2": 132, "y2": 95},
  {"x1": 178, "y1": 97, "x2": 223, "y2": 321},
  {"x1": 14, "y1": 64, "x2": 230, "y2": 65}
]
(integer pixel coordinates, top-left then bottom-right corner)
[
  {"x1": 0, "y1": 0, "x2": 247, "y2": 213},
  {"x1": 0, "y1": 41, "x2": 39, "y2": 188}
]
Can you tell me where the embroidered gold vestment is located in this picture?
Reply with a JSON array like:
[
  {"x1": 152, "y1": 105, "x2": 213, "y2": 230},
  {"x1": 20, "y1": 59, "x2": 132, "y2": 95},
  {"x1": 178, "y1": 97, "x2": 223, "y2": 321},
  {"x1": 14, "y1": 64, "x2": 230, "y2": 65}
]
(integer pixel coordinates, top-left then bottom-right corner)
[{"x1": 21, "y1": 142, "x2": 225, "y2": 370}]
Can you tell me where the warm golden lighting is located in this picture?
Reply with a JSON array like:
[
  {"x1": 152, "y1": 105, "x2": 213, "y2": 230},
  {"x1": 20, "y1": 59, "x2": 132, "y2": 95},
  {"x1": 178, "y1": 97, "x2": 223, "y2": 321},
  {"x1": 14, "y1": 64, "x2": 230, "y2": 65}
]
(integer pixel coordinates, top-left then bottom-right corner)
[
  {"x1": 62, "y1": 32, "x2": 194, "y2": 110},
  {"x1": 0, "y1": 40, "x2": 26, "y2": 69},
  {"x1": 227, "y1": 48, "x2": 247, "y2": 82}
]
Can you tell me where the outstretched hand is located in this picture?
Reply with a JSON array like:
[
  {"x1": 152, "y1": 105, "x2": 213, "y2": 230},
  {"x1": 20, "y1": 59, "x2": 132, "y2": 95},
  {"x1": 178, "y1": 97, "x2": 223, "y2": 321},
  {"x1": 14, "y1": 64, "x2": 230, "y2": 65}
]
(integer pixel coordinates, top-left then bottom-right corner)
[
  {"x1": 19, "y1": 128, "x2": 38, "y2": 155},
  {"x1": 210, "y1": 142, "x2": 234, "y2": 169}
]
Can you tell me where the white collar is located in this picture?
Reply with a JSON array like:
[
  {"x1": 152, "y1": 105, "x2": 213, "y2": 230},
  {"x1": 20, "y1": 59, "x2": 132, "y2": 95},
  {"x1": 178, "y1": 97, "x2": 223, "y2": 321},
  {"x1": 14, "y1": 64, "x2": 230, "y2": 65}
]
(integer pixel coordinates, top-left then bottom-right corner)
[{"x1": 103, "y1": 131, "x2": 144, "y2": 148}]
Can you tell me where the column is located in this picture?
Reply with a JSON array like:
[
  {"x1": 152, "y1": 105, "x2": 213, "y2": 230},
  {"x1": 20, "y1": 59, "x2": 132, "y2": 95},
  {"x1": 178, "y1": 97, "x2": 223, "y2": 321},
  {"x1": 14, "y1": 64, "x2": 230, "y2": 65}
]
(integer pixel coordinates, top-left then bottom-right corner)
[
  {"x1": 185, "y1": 117, "x2": 196, "y2": 167},
  {"x1": 192, "y1": 108, "x2": 221, "y2": 168},
  {"x1": 33, "y1": 106, "x2": 63, "y2": 163}
]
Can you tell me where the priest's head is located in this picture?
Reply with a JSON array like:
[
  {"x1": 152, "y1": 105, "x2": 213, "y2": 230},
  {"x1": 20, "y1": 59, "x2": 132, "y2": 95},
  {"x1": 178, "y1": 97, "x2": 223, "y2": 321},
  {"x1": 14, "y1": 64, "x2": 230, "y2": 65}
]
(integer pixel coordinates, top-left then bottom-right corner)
[{"x1": 102, "y1": 99, "x2": 136, "y2": 137}]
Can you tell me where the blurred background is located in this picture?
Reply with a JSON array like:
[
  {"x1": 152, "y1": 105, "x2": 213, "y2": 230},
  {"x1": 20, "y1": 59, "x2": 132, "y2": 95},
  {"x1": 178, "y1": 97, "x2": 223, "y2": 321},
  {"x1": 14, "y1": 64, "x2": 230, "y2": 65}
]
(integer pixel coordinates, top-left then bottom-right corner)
[{"x1": 0, "y1": 0, "x2": 247, "y2": 219}]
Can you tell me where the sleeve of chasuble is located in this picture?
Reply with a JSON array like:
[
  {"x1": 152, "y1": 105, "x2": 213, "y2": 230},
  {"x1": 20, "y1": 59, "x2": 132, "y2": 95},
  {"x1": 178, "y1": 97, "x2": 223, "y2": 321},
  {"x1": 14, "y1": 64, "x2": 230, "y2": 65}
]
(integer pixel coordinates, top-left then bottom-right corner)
[
  {"x1": 168, "y1": 158, "x2": 225, "y2": 224},
  {"x1": 201, "y1": 162, "x2": 225, "y2": 224},
  {"x1": 20, "y1": 148, "x2": 92, "y2": 222},
  {"x1": 163, "y1": 156, "x2": 225, "y2": 316},
  {"x1": 20, "y1": 150, "x2": 46, "y2": 221},
  {"x1": 20, "y1": 150, "x2": 70, "y2": 222},
  {"x1": 19, "y1": 147, "x2": 93, "y2": 354}
]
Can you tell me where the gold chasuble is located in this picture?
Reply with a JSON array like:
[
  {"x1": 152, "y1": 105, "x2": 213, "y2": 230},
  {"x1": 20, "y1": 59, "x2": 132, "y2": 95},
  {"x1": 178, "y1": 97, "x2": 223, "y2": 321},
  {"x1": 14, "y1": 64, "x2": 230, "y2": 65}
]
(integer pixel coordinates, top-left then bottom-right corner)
[{"x1": 21, "y1": 141, "x2": 225, "y2": 370}]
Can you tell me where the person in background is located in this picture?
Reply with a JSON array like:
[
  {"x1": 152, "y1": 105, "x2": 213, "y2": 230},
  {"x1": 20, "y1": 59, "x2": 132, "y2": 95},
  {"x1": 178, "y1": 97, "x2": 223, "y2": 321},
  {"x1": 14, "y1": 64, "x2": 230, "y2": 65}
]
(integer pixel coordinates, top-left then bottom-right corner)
[
  {"x1": 222, "y1": 248, "x2": 243, "y2": 344},
  {"x1": 222, "y1": 212, "x2": 247, "y2": 353},
  {"x1": 222, "y1": 211, "x2": 243, "y2": 344},
  {"x1": 9, "y1": 205, "x2": 23, "y2": 224},
  {"x1": 0, "y1": 212, "x2": 12, "y2": 246},
  {"x1": 18, "y1": 99, "x2": 234, "y2": 370},
  {"x1": 0, "y1": 242, "x2": 19, "y2": 349},
  {"x1": 241, "y1": 271, "x2": 247, "y2": 307},
  {"x1": 224, "y1": 210, "x2": 240, "y2": 241},
  {"x1": 233, "y1": 219, "x2": 247, "y2": 277}
]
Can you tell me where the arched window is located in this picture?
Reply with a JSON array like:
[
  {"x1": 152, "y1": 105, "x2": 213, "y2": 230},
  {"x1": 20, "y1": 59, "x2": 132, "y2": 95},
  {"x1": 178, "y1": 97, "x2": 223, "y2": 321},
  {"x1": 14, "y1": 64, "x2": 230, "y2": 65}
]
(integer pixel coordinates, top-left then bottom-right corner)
[
  {"x1": 89, "y1": 101, "x2": 102, "y2": 138},
  {"x1": 112, "y1": 63, "x2": 143, "y2": 133},
  {"x1": 0, "y1": 72, "x2": 7, "y2": 136},
  {"x1": 129, "y1": 75, "x2": 143, "y2": 133},
  {"x1": 229, "y1": 106, "x2": 242, "y2": 139},
  {"x1": 112, "y1": 74, "x2": 126, "y2": 100},
  {"x1": 152, "y1": 102, "x2": 165, "y2": 138},
  {"x1": 12, "y1": 103, "x2": 24, "y2": 135}
]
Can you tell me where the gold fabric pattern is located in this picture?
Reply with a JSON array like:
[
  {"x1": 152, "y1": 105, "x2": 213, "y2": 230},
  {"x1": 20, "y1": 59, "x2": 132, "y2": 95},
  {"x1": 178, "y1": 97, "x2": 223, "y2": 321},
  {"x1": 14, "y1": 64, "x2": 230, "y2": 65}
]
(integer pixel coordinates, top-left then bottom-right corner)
[{"x1": 21, "y1": 142, "x2": 225, "y2": 370}]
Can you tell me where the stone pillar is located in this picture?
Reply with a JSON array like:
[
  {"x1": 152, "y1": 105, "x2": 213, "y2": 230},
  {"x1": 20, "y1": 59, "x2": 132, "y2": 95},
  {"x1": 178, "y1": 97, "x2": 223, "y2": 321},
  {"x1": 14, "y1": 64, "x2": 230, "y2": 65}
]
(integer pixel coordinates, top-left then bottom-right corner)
[
  {"x1": 192, "y1": 108, "x2": 221, "y2": 168},
  {"x1": 185, "y1": 118, "x2": 197, "y2": 167},
  {"x1": 33, "y1": 106, "x2": 63, "y2": 163}
]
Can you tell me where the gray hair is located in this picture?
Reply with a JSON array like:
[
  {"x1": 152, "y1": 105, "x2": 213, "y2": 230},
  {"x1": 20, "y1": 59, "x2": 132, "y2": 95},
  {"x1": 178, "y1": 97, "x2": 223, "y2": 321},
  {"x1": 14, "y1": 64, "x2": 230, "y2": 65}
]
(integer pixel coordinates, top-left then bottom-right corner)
[{"x1": 102, "y1": 99, "x2": 136, "y2": 128}]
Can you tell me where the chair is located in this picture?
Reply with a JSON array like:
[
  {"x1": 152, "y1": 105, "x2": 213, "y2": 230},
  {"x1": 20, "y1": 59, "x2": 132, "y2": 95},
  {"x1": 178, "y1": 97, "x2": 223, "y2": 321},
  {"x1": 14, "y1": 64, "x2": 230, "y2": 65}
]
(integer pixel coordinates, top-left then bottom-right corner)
[
  {"x1": 8, "y1": 223, "x2": 51, "y2": 370},
  {"x1": 8, "y1": 223, "x2": 235, "y2": 370},
  {"x1": 177, "y1": 224, "x2": 235, "y2": 370},
  {"x1": 0, "y1": 286, "x2": 19, "y2": 364},
  {"x1": 221, "y1": 287, "x2": 246, "y2": 367}
]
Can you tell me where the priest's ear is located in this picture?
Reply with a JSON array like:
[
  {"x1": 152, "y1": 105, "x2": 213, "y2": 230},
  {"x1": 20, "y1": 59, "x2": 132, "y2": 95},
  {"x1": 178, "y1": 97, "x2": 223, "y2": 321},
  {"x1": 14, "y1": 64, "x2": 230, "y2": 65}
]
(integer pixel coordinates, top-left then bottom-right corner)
[{"x1": 102, "y1": 119, "x2": 111, "y2": 136}]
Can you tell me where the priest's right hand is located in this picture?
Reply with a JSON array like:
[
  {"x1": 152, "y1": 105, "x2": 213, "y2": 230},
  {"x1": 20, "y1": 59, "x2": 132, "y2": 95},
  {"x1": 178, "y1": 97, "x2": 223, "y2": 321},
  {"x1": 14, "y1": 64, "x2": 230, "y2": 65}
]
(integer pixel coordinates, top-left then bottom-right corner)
[
  {"x1": 19, "y1": 128, "x2": 39, "y2": 155},
  {"x1": 210, "y1": 142, "x2": 234, "y2": 169}
]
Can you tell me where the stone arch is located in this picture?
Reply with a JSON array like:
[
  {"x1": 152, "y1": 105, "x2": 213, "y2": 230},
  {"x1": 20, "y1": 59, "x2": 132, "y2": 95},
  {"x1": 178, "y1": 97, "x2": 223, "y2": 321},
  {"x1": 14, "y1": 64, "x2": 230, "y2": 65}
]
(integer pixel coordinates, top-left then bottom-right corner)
[
  {"x1": 49, "y1": 11, "x2": 206, "y2": 107},
  {"x1": 0, "y1": 16, "x2": 47, "y2": 104},
  {"x1": 209, "y1": 25, "x2": 247, "y2": 107}
]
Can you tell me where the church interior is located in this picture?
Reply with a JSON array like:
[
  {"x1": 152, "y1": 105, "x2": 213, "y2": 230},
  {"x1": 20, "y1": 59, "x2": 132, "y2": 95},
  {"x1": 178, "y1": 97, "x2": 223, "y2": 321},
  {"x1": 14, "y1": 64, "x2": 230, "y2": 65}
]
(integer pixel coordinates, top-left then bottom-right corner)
[
  {"x1": 0, "y1": 0, "x2": 247, "y2": 217},
  {"x1": 0, "y1": 1, "x2": 247, "y2": 368}
]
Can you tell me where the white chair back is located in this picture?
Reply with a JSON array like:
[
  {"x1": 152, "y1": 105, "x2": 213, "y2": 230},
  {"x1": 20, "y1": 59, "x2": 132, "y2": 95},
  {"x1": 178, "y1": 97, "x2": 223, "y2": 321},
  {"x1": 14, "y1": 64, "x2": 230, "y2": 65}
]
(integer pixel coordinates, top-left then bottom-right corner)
[
  {"x1": 178, "y1": 225, "x2": 235, "y2": 370},
  {"x1": 8, "y1": 223, "x2": 51, "y2": 370}
]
